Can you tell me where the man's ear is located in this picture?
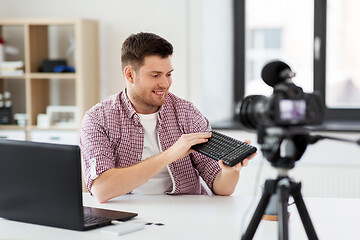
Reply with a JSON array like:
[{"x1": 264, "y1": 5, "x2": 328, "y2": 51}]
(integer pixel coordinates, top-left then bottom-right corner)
[{"x1": 124, "y1": 66, "x2": 135, "y2": 84}]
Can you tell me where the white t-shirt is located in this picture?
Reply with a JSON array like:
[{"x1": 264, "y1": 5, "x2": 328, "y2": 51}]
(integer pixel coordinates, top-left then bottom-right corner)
[{"x1": 132, "y1": 112, "x2": 173, "y2": 194}]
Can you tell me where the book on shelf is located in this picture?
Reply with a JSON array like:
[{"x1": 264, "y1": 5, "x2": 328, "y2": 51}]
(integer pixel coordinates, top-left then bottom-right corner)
[
  {"x1": 0, "y1": 61, "x2": 24, "y2": 76},
  {"x1": 0, "y1": 70, "x2": 24, "y2": 76}
]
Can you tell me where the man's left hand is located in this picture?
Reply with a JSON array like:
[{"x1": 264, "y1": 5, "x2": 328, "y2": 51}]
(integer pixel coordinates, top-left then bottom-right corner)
[{"x1": 218, "y1": 140, "x2": 257, "y2": 172}]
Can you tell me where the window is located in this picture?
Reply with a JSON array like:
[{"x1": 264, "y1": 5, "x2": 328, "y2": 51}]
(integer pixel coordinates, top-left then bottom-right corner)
[
  {"x1": 326, "y1": 0, "x2": 360, "y2": 109},
  {"x1": 234, "y1": 0, "x2": 360, "y2": 125},
  {"x1": 248, "y1": 28, "x2": 282, "y2": 84}
]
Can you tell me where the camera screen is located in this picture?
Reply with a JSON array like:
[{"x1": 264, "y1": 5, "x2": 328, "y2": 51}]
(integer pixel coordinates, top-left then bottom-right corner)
[{"x1": 279, "y1": 99, "x2": 306, "y2": 121}]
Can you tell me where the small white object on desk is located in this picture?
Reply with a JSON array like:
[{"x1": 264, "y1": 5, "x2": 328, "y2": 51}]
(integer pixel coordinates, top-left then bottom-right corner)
[{"x1": 101, "y1": 221, "x2": 145, "y2": 236}]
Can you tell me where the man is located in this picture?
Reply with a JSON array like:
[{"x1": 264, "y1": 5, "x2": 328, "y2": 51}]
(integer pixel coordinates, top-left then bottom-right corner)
[{"x1": 80, "y1": 32, "x2": 255, "y2": 203}]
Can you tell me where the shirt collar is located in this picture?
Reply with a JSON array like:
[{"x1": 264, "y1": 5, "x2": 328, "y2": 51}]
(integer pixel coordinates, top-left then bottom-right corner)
[{"x1": 120, "y1": 88, "x2": 138, "y2": 119}]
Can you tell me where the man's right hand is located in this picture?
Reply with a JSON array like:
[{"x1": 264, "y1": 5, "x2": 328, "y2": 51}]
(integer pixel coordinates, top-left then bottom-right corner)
[{"x1": 164, "y1": 132, "x2": 212, "y2": 163}]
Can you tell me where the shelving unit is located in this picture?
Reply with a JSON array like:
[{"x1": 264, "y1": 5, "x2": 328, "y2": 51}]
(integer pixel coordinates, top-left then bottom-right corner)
[{"x1": 0, "y1": 18, "x2": 99, "y2": 144}]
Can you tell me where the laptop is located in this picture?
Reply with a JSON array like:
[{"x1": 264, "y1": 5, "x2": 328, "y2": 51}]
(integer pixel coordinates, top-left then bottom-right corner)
[{"x1": 0, "y1": 139, "x2": 137, "y2": 231}]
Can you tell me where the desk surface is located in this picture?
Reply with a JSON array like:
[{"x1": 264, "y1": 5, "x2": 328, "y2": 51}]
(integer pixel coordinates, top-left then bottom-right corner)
[{"x1": 0, "y1": 193, "x2": 359, "y2": 240}]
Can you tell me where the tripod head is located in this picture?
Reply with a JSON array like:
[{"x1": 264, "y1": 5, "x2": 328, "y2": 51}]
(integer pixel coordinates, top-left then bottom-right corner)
[
  {"x1": 257, "y1": 126, "x2": 309, "y2": 169},
  {"x1": 256, "y1": 125, "x2": 360, "y2": 169}
]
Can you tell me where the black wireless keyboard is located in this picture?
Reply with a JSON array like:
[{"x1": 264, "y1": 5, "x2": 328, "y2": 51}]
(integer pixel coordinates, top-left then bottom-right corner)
[{"x1": 192, "y1": 131, "x2": 257, "y2": 167}]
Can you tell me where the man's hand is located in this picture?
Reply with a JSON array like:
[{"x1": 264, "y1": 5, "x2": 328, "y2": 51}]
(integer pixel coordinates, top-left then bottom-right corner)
[
  {"x1": 218, "y1": 140, "x2": 256, "y2": 170},
  {"x1": 213, "y1": 140, "x2": 256, "y2": 196},
  {"x1": 164, "y1": 132, "x2": 212, "y2": 163}
]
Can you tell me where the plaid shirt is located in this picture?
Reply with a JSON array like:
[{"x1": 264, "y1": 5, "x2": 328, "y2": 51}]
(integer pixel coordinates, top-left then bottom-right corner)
[{"x1": 80, "y1": 90, "x2": 221, "y2": 195}]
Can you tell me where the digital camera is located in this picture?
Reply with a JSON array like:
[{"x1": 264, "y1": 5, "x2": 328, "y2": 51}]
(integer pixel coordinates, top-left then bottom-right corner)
[{"x1": 238, "y1": 61, "x2": 324, "y2": 130}]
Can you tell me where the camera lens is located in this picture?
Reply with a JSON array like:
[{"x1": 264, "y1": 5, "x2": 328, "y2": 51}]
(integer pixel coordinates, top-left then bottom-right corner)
[{"x1": 238, "y1": 95, "x2": 268, "y2": 130}]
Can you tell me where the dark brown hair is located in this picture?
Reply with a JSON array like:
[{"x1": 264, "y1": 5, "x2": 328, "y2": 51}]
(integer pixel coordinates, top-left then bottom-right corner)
[{"x1": 121, "y1": 32, "x2": 173, "y2": 71}]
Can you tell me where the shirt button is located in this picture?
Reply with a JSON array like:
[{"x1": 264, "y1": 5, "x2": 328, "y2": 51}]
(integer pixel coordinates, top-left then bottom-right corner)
[{"x1": 139, "y1": 128, "x2": 143, "y2": 133}]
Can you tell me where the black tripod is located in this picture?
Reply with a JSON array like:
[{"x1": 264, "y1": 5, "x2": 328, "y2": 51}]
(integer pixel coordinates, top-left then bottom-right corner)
[
  {"x1": 241, "y1": 168, "x2": 318, "y2": 240},
  {"x1": 240, "y1": 126, "x2": 360, "y2": 240},
  {"x1": 241, "y1": 128, "x2": 320, "y2": 240}
]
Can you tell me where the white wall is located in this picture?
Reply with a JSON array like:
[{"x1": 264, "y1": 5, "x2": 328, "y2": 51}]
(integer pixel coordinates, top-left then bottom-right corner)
[
  {"x1": 201, "y1": 0, "x2": 234, "y2": 122},
  {"x1": 0, "y1": 0, "x2": 233, "y2": 122}
]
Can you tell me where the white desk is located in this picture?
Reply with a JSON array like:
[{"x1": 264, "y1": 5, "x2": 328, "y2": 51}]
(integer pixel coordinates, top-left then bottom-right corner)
[{"x1": 0, "y1": 193, "x2": 359, "y2": 240}]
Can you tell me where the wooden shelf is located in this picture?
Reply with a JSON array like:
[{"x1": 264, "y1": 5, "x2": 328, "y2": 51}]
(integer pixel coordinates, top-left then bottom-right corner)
[
  {"x1": 29, "y1": 73, "x2": 76, "y2": 79},
  {"x1": 0, "y1": 18, "x2": 100, "y2": 143},
  {"x1": 0, "y1": 125, "x2": 26, "y2": 130},
  {"x1": 0, "y1": 75, "x2": 26, "y2": 79},
  {"x1": 0, "y1": 18, "x2": 83, "y2": 25}
]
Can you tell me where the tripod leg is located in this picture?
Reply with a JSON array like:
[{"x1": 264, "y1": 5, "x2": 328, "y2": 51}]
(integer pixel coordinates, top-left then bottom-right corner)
[
  {"x1": 242, "y1": 181, "x2": 273, "y2": 240},
  {"x1": 291, "y1": 182, "x2": 319, "y2": 240},
  {"x1": 277, "y1": 182, "x2": 290, "y2": 240}
]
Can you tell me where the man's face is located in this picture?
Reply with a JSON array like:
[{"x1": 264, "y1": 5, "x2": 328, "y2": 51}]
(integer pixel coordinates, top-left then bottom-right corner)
[{"x1": 126, "y1": 55, "x2": 173, "y2": 114}]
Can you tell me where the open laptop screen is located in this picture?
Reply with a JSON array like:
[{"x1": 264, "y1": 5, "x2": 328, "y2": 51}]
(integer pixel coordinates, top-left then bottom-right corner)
[
  {"x1": 0, "y1": 139, "x2": 137, "y2": 230},
  {"x1": 0, "y1": 139, "x2": 85, "y2": 229}
]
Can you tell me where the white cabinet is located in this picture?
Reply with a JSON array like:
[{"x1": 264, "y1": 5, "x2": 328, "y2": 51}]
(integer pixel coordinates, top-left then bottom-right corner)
[
  {"x1": 0, "y1": 130, "x2": 26, "y2": 140},
  {"x1": 30, "y1": 130, "x2": 79, "y2": 145}
]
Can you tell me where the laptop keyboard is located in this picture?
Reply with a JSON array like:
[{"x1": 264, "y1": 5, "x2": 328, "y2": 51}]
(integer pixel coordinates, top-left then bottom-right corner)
[{"x1": 84, "y1": 214, "x2": 112, "y2": 225}]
